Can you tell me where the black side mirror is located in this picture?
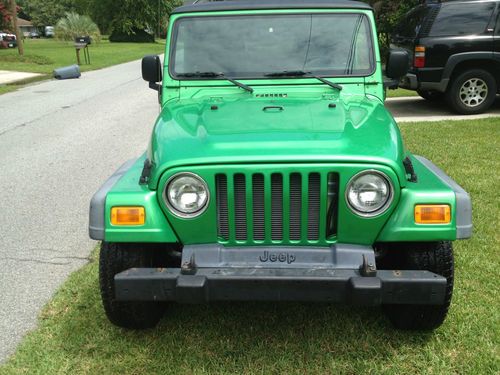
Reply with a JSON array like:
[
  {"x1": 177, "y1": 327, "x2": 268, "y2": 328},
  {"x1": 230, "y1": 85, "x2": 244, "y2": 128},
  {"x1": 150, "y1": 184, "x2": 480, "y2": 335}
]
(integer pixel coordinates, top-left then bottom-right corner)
[
  {"x1": 386, "y1": 49, "x2": 410, "y2": 79},
  {"x1": 142, "y1": 55, "x2": 162, "y2": 91}
]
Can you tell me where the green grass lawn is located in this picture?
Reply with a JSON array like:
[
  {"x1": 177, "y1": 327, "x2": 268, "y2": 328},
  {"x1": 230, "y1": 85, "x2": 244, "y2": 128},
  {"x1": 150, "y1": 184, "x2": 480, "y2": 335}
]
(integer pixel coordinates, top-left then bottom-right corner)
[
  {"x1": 0, "y1": 39, "x2": 165, "y2": 94},
  {"x1": 1, "y1": 119, "x2": 499, "y2": 374},
  {"x1": 386, "y1": 87, "x2": 419, "y2": 98},
  {"x1": 0, "y1": 85, "x2": 17, "y2": 95}
]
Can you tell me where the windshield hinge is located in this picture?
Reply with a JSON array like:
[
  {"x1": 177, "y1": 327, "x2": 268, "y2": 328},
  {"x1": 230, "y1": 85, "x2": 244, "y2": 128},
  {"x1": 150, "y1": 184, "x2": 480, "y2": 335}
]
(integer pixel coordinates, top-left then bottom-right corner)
[
  {"x1": 139, "y1": 159, "x2": 153, "y2": 185},
  {"x1": 403, "y1": 156, "x2": 418, "y2": 183}
]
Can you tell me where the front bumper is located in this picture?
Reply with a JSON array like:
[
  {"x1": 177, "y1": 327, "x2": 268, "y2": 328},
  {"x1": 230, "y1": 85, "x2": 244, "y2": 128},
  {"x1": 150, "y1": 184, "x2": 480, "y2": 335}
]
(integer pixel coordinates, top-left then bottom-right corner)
[
  {"x1": 115, "y1": 268, "x2": 446, "y2": 305},
  {"x1": 114, "y1": 244, "x2": 447, "y2": 305}
]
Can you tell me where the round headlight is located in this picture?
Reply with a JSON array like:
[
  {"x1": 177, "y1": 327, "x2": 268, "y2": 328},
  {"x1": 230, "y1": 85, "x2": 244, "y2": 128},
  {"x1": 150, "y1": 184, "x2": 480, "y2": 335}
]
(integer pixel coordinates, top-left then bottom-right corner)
[
  {"x1": 346, "y1": 171, "x2": 393, "y2": 217},
  {"x1": 165, "y1": 173, "x2": 209, "y2": 218}
]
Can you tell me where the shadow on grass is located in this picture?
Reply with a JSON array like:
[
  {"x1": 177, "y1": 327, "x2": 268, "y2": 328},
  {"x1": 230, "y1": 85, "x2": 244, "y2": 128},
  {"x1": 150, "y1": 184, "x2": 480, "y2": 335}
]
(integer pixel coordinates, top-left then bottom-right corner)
[{"x1": 30, "y1": 256, "x2": 433, "y2": 373}]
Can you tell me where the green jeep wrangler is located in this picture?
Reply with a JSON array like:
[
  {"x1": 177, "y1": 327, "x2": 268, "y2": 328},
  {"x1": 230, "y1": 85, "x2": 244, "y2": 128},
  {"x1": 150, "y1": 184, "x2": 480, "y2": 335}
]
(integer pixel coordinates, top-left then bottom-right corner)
[{"x1": 89, "y1": 0, "x2": 472, "y2": 331}]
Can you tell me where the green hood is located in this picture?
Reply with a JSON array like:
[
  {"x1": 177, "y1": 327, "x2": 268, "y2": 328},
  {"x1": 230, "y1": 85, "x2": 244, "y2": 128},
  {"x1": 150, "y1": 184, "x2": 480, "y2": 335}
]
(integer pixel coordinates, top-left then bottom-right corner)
[{"x1": 148, "y1": 94, "x2": 407, "y2": 187}]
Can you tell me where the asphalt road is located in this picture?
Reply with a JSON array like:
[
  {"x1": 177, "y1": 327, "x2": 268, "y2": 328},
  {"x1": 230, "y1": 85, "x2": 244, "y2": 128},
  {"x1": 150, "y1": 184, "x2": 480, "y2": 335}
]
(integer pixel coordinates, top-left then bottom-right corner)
[
  {"x1": 0, "y1": 60, "x2": 158, "y2": 362},
  {"x1": 1, "y1": 66, "x2": 499, "y2": 363}
]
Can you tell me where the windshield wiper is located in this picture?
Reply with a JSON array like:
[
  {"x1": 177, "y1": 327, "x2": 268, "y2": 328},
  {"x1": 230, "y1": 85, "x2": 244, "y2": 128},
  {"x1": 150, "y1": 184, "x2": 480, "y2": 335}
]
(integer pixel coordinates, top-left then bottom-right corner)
[
  {"x1": 177, "y1": 72, "x2": 253, "y2": 93},
  {"x1": 264, "y1": 70, "x2": 342, "y2": 91}
]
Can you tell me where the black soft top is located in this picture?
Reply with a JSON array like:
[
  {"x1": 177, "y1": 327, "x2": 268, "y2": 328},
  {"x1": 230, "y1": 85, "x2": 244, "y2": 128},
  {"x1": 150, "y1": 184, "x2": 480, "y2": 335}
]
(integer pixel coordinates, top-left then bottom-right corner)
[{"x1": 172, "y1": 0, "x2": 372, "y2": 14}]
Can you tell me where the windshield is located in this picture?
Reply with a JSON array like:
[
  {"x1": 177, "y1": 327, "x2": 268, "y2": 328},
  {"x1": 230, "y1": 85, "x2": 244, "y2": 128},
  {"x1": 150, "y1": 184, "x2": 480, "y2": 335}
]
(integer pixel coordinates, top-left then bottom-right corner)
[{"x1": 170, "y1": 13, "x2": 375, "y2": 79}]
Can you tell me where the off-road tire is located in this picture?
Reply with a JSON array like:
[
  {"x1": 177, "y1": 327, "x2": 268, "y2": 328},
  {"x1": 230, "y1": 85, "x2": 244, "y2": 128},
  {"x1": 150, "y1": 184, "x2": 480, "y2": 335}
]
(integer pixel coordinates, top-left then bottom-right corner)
[
  {"x1": 381, "y1": 241, "x2": 454, "y2": 330},
  {"x1": 446, "y1": 69, "x2": 496, "y2": 115},
  {"x1": 99, "y1": 242, "x2": 166, "y2": 329},
  {"x1": 417, "y1": 89, "x2": 444, "y2": 102}
]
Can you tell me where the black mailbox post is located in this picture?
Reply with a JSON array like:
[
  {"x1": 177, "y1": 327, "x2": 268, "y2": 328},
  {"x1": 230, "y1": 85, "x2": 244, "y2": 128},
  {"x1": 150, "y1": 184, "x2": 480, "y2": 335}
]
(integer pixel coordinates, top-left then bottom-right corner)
[{"x1": 74, "y1": 36, "x2": 91, "y2": 65}]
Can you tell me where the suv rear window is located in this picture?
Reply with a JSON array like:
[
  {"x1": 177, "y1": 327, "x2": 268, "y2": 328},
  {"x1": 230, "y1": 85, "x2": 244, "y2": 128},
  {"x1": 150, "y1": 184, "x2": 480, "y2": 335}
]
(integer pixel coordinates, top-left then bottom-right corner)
[
  {"x1": 394, "y1": 6, "x2": 429, "y2": 38},
  {"x1": 429, "y1": 2, "x2": 495, "y2": 37}
]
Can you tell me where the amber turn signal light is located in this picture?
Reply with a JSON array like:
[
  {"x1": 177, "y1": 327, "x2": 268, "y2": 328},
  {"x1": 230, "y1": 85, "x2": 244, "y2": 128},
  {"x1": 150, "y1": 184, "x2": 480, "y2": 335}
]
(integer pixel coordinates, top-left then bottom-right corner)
[
  {"x1": 111, "y1": 207, "x2": 145, "y2": 225},
  {"x1": 415, "y1": 205, "x2": 451, "y2": 224}
]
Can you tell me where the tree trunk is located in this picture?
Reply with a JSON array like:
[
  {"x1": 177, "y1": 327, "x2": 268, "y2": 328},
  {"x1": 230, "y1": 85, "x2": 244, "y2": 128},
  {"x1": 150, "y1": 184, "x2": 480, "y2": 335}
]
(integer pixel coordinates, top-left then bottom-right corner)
[{"x1": 10, "y1": 0, "x2": 24, "y2": 56}]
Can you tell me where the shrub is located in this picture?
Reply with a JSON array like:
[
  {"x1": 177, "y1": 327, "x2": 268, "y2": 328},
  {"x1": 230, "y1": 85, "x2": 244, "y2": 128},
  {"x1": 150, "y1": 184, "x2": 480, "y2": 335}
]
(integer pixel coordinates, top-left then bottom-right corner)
[
  {"x1": 109, "y1": 27, "x2": 154, "y2": 43},
  {"x1": 55, "y1": 12, "x2": 101, "y2": 43}
]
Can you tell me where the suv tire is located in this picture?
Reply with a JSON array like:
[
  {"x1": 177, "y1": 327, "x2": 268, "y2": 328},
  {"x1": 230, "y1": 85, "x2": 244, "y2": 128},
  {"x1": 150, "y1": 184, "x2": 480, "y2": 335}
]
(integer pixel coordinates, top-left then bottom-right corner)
[
  {"x1": 381, "y1": 241, "x2": 454, "y2": 330},
  {"x1": 446, "y1": 69, "x2": 497, "y2": 115},
  {"x1": 99, "y1": 242, "x2": 166, "y2": 329},
  {"x1": 417, "y1": 89, "x2": 444, "y2": 102}
]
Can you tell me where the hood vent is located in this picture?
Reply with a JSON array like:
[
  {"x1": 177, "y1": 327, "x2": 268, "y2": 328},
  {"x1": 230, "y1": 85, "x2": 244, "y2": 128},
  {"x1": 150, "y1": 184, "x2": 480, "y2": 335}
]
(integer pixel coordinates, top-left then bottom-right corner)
[{"x1": 255, "y1": 93, "x2": 288, "y2": 98}]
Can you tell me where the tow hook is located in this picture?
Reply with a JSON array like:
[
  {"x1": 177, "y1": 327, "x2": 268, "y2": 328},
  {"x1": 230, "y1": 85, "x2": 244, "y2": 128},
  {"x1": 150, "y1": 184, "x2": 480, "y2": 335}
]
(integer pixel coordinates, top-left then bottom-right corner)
[
  {"x1": 180, "y1": 254, "x2": 197, "y2": 275},
  {"x1": 360, "y1": 254, "x2": 377, "y2": 277}
]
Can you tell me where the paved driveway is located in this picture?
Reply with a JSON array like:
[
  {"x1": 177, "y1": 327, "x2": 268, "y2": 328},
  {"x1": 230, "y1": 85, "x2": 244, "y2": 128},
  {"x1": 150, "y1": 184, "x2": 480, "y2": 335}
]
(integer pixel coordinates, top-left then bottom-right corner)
[
  {"x1": 0, "y1": 70, "x2": 42, "y2": 85},
  {"x1": 387, "y1": 96, "x2": 500, "y2": 122},
  {"x1": 0, "y1": 60, "x2": 159, "y2": 362}
]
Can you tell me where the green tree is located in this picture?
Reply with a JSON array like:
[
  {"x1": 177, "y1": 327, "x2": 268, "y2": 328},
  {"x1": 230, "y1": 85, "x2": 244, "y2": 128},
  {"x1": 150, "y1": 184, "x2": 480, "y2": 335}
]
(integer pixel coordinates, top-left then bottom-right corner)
[
  {"x1": 374, "y1": 0, "x2": 420, "y2": 33},
  {"x1": 362, "y1": 0, "x2": 420, "y2": 57},
  {"x1": 22, "y1": 0, "x2": 77, "y2": 26},
  {"x1": 75, "y1": 0, "x2": 181, "y2": 36},
  {"x1": 1, "y1": 0, "x2": 13, "y2": 31}
]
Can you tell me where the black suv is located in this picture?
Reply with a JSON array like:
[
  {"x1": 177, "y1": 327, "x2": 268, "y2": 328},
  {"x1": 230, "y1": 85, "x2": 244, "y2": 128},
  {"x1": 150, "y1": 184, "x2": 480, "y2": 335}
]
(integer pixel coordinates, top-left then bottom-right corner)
[{"x1": 391, "y1": 0, "x2": 500, "y2": 114}]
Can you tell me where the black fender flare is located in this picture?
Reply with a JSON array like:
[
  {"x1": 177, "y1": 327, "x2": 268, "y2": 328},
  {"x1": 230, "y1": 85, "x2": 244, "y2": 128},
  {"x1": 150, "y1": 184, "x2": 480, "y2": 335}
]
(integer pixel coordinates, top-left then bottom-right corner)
[
  {"x1": 89, "y1": 159, "x2": 137, "y2": 240},
  {"x1": 442, "y1": 51, "x2": 497, "y2": 82}
]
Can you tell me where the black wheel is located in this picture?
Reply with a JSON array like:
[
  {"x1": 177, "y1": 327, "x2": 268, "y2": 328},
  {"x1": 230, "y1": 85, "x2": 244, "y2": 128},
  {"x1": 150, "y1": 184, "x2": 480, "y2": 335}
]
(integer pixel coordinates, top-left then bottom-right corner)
[
  {"x1": 380, "y1": 241, "x2": 454, "y2": 330},
  {"x1": 417, "y1": 89, "x2": 444, "y2": 102},
  {"x1": 99, "y1": 242, "x2": 167, "y2": 329},
  {"x1": 446, "y1": 69, "x2": 497, "y2": 115}
]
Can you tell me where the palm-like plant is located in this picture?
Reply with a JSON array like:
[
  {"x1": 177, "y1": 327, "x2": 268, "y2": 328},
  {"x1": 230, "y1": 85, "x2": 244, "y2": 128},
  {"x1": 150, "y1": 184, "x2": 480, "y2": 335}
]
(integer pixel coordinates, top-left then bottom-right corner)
[{"x1": 55, "y1": 12, "x2": 101, "y2": 43}]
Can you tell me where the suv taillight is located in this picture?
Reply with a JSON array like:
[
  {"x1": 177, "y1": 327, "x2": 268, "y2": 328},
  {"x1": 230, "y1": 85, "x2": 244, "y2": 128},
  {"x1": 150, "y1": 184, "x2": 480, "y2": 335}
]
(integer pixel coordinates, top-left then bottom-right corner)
[{"x1": 414, "y1": 46, "x2": 426, "y2": 68}]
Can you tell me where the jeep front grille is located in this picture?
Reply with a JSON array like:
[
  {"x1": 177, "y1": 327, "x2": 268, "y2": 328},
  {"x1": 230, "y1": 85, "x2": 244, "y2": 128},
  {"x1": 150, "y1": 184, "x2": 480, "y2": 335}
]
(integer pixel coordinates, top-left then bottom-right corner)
[{"x1": 215, "y1": 171, "x2": 339, "y2": 244}]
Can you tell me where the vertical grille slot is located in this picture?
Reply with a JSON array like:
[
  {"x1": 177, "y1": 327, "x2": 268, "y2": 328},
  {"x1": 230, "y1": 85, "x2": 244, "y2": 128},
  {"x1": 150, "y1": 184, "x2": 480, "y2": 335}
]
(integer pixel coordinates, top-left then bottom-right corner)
[
  {"x1": 252, "y1": 174, "x2": 265, "y2": 240},
  {"x1": 307, "y1": 173, "x2": 321, "y2": 240},
  {"x1": 234, "y1": 174, "x2": 247, "y2": 240},
  {"x1": 326, "y1": 173, "x2": 339, "y2": 237},
  {"x1": 289, "y1": 173, "x2": 302, "y2": 240},
  {"x1": 215, "y1": 169, "x2": 339, "y2": 244},
  {"x1": 271, "y1": 173, "x2": 283, "y2": 240},
  {"x1": 216, "y1": 174, "x2": 229, "y2": 240}
]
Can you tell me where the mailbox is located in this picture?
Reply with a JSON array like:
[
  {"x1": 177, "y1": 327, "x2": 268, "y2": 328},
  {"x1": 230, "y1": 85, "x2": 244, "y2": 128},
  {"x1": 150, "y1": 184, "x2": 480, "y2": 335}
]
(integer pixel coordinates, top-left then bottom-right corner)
[
  {"x1": 74, "y1": 36, "x2": 91, "y2": 65},
  {"x1": 75, "y1": 36, "x2": 91, "y2": 45}
]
